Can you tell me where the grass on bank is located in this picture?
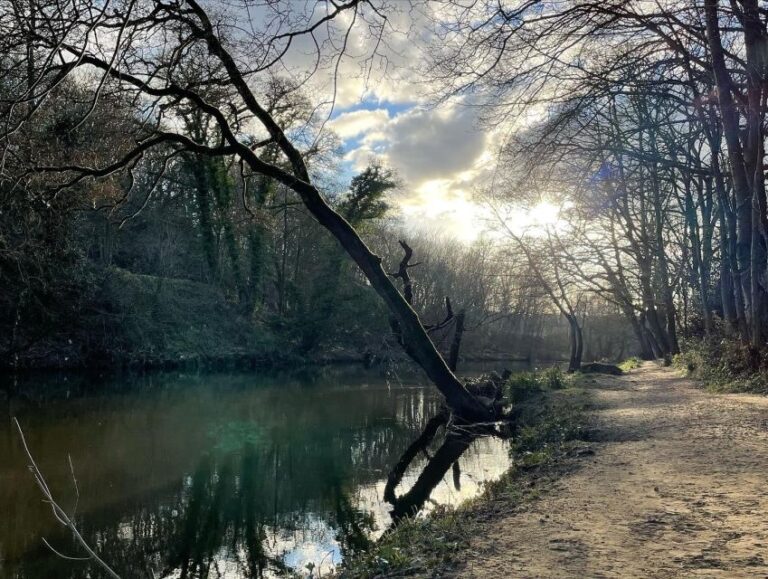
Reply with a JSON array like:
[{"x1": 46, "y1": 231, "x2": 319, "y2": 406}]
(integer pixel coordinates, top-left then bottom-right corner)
[
  {"x1": 336, "y1": 368, "x2": 591, "y2": 579},
  {"x1": 618, "y1": 356, "x2": 643, "y2": 372},
  {"x1": 674, "y1": 336, "x2": 768, "y2": 394},
  {"x1": 503, "y1": 365, "x2": 567, "y2": 402}
]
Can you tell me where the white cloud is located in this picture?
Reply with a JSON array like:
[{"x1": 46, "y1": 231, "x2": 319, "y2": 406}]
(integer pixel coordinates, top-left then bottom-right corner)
[
  {"x1": 342, "y1": 103, "x2": 491, "y2": 183},
  {"x1": 252, "y1": 1, "x2": 427, "y2": 109},
  {"x1": 328, "y1": 109, "x2": 390, "y2": 139},
  {"x1": 221, "y1": 1, "x2": 501, "y2": 241},
  {"x1": 334, "y1": 101, "x2": 499, "y2": 241}
]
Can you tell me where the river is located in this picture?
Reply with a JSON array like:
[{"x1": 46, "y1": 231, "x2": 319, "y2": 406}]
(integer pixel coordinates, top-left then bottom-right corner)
[{"x1": 0, "y1": 363, "x2": 526, "y2": 578}]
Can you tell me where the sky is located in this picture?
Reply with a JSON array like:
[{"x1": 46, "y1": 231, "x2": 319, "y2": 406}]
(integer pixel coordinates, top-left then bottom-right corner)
[
  {"x1": 326, "y1": 98, "x2": 500, "y2": 241},
  {"x1": 242, "y1": 1, "x2": 557, "y2": 242}
]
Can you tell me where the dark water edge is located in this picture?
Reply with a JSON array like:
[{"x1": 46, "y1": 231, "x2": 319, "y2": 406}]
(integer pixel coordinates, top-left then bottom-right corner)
[
  {"x1": 1, "y1": 337, "x2": 562, "y2": 373},
  {"x1": 0, "y1": 363, "x2": 530, "y2": 578}
]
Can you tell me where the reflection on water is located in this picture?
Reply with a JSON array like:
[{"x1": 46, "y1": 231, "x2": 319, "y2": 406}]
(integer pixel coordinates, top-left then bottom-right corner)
[{"x1": 0, "y1": 365, "x2": 515, "y2": 577}]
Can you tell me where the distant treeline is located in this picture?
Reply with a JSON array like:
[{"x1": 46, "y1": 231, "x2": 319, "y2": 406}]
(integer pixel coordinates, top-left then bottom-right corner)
[{"x1": 0, "y1": 78, "x2": 630, "y2": 369}]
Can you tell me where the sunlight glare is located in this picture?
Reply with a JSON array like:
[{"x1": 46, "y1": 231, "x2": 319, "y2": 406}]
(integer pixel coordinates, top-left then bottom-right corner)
[
  {"x1": 500, "y1": 200, "x2": 567, "y2": 237},
  {"x1": 402, "y1": 183, "x2": 567, "y2": 243}
]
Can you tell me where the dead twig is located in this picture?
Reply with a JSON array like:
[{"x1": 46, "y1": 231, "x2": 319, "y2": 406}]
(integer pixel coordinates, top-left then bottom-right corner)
[{"x1": 12, "y1": 417, "x2": 121, "y2": 579}]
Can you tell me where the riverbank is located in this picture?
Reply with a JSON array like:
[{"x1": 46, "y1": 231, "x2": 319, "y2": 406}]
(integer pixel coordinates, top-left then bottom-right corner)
[
  {"x1": 337, "y1": 372, "x2": 593, "y2": 578},
  {"x1": 345, "y1": 363, "x2": 768, "y2": 578},
  {"x1": 2, "y1": 363, "x2": 519, "y2": 578},
  {"x1": 3, "y1": 266, "x2": 557, "y2": 373}
]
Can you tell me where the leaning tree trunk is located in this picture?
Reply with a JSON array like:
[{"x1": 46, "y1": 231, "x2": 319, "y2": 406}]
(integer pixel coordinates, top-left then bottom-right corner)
[
  {"x1": 197, "y1": 4, "x2": 488, "y2": 420},
  {"x1": 383, "y1": 412, "x2": 447, "y2": 504},
  {"x1": 70, "y1": 0, "x2": 492, "y2": 421},
  {"x1": 281, "y1": 202, "x2": 485, "y2": 419},
  {"x1": 388, "y1": 431, "x2": 476, "y2": 523}
]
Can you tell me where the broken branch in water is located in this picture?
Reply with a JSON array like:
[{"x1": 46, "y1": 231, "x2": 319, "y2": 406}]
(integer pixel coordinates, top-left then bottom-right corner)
[{"x1": 12, "y1": 417, "x2": 121, "y2": 579}]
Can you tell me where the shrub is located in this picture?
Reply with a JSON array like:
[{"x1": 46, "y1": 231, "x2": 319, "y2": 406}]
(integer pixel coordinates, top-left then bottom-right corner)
[
  {"x1": 542, "y1": 366, "x2": 566, "y2": 389},
  {"x1": 675, "y1": 336, "x2": 768, "y2": 394},
  {"x1": 511, "y1": 396, "x2": 586, "y2": 456},
  {"x1": 618, "y1": 357, "x2": 642, "y2": 372}
]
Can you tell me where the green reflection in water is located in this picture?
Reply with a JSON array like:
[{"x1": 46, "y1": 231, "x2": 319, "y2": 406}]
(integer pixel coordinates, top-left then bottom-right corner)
[{"x1": 0, "y1": 365, "x2": 515, "y2": 578}]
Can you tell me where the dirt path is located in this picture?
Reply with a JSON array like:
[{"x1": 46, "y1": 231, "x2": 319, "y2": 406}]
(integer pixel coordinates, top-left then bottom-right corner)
[{"x1": 456, "y1": 363, "x2": 768, "y2": 578}]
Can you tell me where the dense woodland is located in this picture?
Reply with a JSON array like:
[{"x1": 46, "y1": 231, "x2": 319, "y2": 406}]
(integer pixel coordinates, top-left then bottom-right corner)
[
  {"x1": 1, "y1": 0, "x2": 768, "y2": 400},
  {"x1": 0, "y1": 5, "x2": 633, "y2": 376}
]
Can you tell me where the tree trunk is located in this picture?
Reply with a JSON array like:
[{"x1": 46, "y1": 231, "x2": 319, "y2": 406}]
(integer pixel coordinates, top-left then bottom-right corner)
[
  {"x1": 704, "y1": 0, "x2": 756, "y2": 338},
  {"x1": 389, "y1": 431, "x2": 475, "y2": 523},
  {"x1": 566, "y1": 314, "x2": 583, "y2": 372},
  {"x1": 383, "y1": 412, "x2": 447, "y2": 504},
  {"x1": 638, "y1": 261, "x2": 671, "y2": 357},
  {"x1": 627, "y1": 309, "x2": 655, "y2": 360},
  {"x1": 280, "y1": 181, "x2": 489, "y2": 418},
  {"x1": 79, "y1": 0, "x2": 491, "y2": 420},
  {"x1": 743, "y1": 0, "x2": 768, "y2": 347},
  {"x1": 684, "y1": 182, "x2": 713, "y2": 334},
  {"x1": 188, "y1": 156, "x2": 218, "y2": 280},
  {"x1": 713, "y1": 154, "x2": 748, "y2": 336}
]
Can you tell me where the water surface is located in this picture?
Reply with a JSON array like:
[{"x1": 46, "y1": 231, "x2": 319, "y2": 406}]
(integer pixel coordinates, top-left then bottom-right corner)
[{"x1": 0, "y1": 364, "x2": 518, "y2": 577}]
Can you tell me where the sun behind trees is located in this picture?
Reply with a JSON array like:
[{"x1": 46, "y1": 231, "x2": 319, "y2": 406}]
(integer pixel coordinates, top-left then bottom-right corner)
[
  {"x1": 3, "y1": 0, "x2": 767, "y2": 402},
  {"x1": 426, "y1": 0, "x2": 768, "y2": 378}
]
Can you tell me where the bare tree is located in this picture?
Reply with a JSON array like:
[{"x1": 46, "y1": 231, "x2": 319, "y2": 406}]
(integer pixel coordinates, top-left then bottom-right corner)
[{"x1": 426, "y1": 0, "x2": 768, "y2": 351}]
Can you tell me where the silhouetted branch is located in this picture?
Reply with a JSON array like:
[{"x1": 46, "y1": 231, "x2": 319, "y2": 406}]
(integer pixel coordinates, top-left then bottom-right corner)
[{"x1": 389, "y1": 240, "x2": 418, "y2": 304}]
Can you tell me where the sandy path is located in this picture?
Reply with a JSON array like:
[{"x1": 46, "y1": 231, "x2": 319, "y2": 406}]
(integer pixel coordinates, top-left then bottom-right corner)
[{"x1": 456, "y1": 363, "x2": 768, "y2": 578}]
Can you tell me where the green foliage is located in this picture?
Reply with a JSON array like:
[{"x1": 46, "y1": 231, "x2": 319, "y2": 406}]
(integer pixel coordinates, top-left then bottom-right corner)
[
  {"x1": 0, "y1": 79, "x2": 134, "y2": 367},
  {"x1": 88, "y1": 268, "x2": 280, "y2": 367},
  {"x1": 675, "y1": 336, "x2": 768, "y2": 394},
  {"x1": 337, "y1": 506, "x2": 475, "y2": 578},
  {"x1": 618, "y1": 356, "x2": 643, "y2": 371},
  {"x1": 510, "y1": 392, "x2": 587, "y2": 459},
  {"x1": 504, "y1": 366, "x2": 567, "y2": 403},
  {"x1": 3, "y1": 152, "x2": 399, "y2": 368},
  {"x1": 542, "y1": 366, "x2": 567, "y2": 389},
  {"x1": 279, "y1": 164, "x2": 396, "y2": 356},
  {"x1": 337, "y1": 164, "x2": 397, "y2": 226}
]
